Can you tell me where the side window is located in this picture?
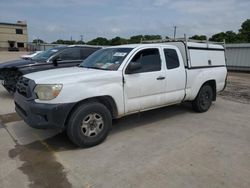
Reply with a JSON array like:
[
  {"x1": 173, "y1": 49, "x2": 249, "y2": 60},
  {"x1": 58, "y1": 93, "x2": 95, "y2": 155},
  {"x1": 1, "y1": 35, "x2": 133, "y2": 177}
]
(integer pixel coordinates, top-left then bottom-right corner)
[
  {"x1": 58, "y1": 48, "x2": 81, "y2": 61},
  {"x1": 128, "y1": 48, "x2": 161, "y2": 73},
  {"x1": 81, "y1": 48, "x2": 100, "y2": 59},
  {"x1": 164, "y1": 49, "x2": 180, "y2": 69}
]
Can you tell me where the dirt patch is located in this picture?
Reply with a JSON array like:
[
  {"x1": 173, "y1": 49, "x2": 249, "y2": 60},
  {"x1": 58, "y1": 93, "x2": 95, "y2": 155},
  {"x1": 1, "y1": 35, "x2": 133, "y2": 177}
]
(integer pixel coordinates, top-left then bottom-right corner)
[
  {"x1": 219, "y1": 72, "x2": 250, "y2": 104},
  {"x1": 9, "y1": 133, "x2": 73, "y2": 188},
  {"x1": 0, "y1": 112, "x2": 22, "y2": 124}
]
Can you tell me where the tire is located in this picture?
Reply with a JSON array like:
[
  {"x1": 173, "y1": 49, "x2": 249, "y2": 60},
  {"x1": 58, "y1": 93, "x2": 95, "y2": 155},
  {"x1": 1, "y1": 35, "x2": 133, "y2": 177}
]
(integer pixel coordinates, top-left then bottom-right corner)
[
  {"x1": 67, "y1": 102, "x2": 112, "y2": 147},
  {"x1": 192, "y1": 84, "x2": 213, "y2": 113}
]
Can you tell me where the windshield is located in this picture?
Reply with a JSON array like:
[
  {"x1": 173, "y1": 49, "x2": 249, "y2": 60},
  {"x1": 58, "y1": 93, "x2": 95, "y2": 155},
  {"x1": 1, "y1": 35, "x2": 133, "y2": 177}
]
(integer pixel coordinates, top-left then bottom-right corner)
[
  {"x1": 32, "y1": 48, "x2": 63, "y2": 62},
  {"x1": 80, "y1": 48, "x2": 133, "y2": 70}
]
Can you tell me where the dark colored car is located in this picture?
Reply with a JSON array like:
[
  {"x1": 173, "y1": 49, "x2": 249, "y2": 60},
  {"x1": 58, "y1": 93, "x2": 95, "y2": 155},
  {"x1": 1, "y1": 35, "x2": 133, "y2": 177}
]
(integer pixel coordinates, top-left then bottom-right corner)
[{"x1": 0, "y1": 45, "x2": 101, "y2": 93}]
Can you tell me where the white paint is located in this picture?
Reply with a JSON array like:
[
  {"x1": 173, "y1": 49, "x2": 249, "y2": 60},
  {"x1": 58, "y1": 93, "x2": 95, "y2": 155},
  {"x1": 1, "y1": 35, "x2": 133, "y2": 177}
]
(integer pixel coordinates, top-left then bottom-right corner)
[{"x1": 24, "y1": 43, "x2": 227, "y2": 118}]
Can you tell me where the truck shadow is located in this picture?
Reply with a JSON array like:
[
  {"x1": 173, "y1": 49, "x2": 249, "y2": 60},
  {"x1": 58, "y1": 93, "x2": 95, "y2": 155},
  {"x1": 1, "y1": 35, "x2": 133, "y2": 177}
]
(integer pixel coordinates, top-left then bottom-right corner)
[
  {"x1": 9, "y1": 102, "x2": 196, "y2": 155},
  {"x1": 111, "y1": 102, "x2": 194, "y2": 135},
  {"x1": 41, "y1": 102, "x2": 195, "y2": 151}
]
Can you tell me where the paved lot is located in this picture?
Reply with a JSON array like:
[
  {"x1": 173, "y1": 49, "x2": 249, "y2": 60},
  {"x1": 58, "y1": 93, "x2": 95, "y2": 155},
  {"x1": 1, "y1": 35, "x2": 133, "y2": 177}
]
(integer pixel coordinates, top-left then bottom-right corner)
[
  {"x1": 0, "y1": 51, "x2": 27, "y2": 63},
  {"x1": 0, "y1": 53, "x2": 250, "y2": 188}
]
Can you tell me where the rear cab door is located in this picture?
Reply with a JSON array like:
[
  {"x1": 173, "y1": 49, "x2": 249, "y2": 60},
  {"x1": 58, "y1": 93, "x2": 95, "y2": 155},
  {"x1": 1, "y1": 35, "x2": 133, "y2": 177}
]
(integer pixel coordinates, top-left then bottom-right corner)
[{"x1": 161, "y1": 46, "x2": 186, "y2": 104}]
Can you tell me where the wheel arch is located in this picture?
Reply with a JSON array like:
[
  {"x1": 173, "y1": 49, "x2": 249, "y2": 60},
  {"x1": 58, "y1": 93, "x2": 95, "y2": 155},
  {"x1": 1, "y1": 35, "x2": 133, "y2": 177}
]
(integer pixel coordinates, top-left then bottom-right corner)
[
  {"x1": 198, "y1": 80, "x2": 217, "y2": 101},
  {"x1": 64, "y1": 95, "x2": 118, "y2": 129}
]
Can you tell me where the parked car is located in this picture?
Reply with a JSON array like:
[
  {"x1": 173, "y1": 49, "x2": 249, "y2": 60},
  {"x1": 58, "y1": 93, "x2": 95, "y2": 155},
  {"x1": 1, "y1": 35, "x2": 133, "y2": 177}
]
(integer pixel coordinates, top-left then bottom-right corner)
[
  {"x1": 0, "y1": 45, "x2": 102, "y2": 93},
  {"x1": 21, "y1": 51, "x2": 43, "y2": 60},
  {"x1": 14, "y1": 41, "x2": 227, "y2": 147}
]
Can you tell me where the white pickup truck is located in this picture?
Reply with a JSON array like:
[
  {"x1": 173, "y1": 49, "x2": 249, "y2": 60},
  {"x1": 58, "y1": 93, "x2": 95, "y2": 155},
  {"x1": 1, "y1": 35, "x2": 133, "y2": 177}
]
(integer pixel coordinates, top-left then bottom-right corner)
[{"x1": 14, "y1": 41, "x2": 227, "y2": 147}]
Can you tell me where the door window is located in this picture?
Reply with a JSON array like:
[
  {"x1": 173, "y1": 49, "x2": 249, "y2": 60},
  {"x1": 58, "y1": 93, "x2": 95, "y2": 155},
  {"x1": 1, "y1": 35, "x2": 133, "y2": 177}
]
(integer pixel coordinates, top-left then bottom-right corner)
[
  {"x1": 164, "y1": 49, "x2": 180, "y2": 69},
  {"x1": 127, "y1": 48, "x2": 161, "y2": 74},
  {"x1": 81, "y1": 47, "x2": 100, "y2": 59},
  {"x1": 58, "y1": 48, "x2": 81, "y2": 61}
]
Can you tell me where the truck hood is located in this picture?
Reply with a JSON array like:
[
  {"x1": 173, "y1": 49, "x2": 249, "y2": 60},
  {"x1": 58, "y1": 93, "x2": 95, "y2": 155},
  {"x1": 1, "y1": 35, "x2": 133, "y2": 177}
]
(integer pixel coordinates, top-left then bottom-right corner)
[
  {"x1": 0, "y1": 59, "x2": 43, "y2": 69},
  {"x1": 24, "y1": 67, "x2": 121, "y2": 84}
]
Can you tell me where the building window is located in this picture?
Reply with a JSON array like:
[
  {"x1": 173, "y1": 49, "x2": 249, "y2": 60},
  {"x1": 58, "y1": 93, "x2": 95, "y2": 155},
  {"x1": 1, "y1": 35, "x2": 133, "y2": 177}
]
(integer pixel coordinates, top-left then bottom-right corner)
[
  {"x1": 17, "y1": 42, "x2": 24, "y2": 48},
  {"x1": 16, "y1": 29, "x2": 23, "y2": 34}
]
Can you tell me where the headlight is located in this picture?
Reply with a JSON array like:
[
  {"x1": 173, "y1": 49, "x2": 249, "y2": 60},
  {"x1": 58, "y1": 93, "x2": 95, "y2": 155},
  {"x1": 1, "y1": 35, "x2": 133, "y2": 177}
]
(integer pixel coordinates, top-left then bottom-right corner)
[{"x1": 34, "y1": 84, "x2": 63, "y2": 100}]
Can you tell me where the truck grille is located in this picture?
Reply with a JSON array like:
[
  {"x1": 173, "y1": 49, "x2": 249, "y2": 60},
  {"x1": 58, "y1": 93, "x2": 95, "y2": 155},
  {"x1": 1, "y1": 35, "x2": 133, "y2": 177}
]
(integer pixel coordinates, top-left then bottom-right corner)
[{"x1": 16, "y1": 77, "x2": 32, "y2": 98}]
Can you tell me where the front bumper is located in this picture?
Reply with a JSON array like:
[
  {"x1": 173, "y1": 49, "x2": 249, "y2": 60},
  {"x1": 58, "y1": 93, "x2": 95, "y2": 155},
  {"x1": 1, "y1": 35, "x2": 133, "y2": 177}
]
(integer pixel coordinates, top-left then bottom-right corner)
[{"x1": 14, "y1": 92, "x2": 75, "y2": 129}]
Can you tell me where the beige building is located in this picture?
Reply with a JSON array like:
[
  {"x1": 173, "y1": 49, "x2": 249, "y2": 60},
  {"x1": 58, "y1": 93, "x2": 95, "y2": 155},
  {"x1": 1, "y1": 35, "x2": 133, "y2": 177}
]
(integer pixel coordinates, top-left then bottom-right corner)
[{"x1": 0, "y1": 21, "x2": 28, "y2": 51}]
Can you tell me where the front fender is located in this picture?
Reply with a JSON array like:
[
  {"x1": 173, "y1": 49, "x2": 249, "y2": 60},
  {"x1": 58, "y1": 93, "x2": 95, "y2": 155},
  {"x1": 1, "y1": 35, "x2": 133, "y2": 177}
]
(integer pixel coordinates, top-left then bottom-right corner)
[{"x1": 34, "y1": 73, "x2": 125, "y2": 116}]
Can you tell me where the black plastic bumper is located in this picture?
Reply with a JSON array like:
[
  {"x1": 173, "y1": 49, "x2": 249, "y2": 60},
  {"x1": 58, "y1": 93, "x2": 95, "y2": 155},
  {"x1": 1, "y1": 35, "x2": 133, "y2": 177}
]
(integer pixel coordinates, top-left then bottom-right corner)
[{"x1": 14, "y1": 92, "x2": 75, "y2": 129}]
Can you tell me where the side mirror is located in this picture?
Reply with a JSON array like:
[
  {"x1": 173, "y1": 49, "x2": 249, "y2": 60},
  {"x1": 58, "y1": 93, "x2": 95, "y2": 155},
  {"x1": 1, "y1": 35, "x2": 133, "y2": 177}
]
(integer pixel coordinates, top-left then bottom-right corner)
[
  {"x1": 126, "y1": 61, "x2": 142, "y2": 74},
  {"x1": 52, "y1": 57, "x2": 62, "y2": 66}
]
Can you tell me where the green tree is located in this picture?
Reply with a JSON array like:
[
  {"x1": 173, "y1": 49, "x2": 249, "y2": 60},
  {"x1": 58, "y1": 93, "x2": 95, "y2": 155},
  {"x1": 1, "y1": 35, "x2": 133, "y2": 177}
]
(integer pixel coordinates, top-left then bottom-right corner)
[
  {"x1": 189, "y1": 35, "x2": 207, "y2": 40},
  {"x1": 110, "y1": 37, "x2": 128, "y2": 45},
  {"x1": 209, "y1": 31, "x2": 242, "y2": 43},
  {"x1": 87, "y1": 37, "x2": 110, "y2": 45},
  {"x1": 128, "y1": 35, "x2": 143, "y2": 44},
  {"x1": 52, "y1": 39, "x2": 77, "y2": 45},
  {"x1": 225, "y1": 31, "x2": 243, "y2": 43},
  {"x1": 143, "y1": 35, "x2": 162, "y2": 40},
  {"x1": 239, "y1": 19, "x2": 250, "y2": 42},
  {"x1": 128, "y1": 35, "x2": 162, "y2": 43}
]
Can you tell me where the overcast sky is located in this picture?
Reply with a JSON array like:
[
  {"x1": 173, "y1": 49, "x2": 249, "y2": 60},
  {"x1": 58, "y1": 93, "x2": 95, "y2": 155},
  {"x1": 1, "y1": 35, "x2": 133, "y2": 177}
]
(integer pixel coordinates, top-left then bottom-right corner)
[{"x1": 0, "y1": 0, "x2": 249, "y2": 42}]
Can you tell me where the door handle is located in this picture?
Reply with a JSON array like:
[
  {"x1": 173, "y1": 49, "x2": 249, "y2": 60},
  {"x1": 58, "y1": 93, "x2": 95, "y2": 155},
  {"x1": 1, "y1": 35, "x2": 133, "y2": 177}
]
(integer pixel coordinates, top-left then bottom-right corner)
[{"x1": 156, "y1": 76, "x2": 165, "y2": 80}]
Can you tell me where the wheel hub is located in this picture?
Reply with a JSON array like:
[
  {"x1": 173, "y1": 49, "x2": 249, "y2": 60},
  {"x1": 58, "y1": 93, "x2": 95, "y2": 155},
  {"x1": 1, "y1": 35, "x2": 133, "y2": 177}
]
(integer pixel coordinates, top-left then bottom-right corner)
[{"x1": 81, "y1": 113, "x2": 104, "y2": 137}]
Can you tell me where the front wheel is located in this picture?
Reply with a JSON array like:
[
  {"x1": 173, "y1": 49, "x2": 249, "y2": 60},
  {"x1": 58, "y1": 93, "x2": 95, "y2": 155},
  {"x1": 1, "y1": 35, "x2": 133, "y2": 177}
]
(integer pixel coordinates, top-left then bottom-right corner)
[
  {"x1": 67, "y1": 102, "x2": 112, "y2": 147},
  {"x1": 192, "y1": 85, "x2": 213, "y2": 113}
]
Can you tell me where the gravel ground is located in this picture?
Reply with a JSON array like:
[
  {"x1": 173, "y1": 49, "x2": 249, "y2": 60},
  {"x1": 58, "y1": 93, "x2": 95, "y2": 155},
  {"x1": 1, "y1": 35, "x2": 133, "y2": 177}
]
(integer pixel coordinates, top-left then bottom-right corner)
[
  {"x1": 219, "y1": 72, "x2": 250, "y2": 104},
  {"x1": 0, "y1": 52, "x2": 250, "y2": 188}
]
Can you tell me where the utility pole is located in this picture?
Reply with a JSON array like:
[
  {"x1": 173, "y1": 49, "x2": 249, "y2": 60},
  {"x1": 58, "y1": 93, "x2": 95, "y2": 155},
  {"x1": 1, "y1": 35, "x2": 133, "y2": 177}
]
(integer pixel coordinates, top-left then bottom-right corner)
[
  {"x1": 173, "y1": 26, "x2": 177, "y2": 39},
  {"x1": 80, "y1": 35, "x2": 83, "y2": 43}
]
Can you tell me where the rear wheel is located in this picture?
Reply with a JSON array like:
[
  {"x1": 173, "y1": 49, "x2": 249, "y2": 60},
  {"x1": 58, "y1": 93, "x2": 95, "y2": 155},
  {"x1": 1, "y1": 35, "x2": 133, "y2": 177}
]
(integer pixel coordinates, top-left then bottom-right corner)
[
  {"x1": 192, "y1": 84, "x2": 213, "y2": 113},
  {"x1": 67, "y1": 102, "x2": 112, "y2": 147}
]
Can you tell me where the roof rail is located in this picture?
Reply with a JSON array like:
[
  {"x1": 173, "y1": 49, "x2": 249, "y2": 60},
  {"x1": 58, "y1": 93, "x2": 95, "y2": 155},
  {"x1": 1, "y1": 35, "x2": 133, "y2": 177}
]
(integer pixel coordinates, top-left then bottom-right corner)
[{"x1": 141, "y1": 34, "x2": 225, "y2": 46}]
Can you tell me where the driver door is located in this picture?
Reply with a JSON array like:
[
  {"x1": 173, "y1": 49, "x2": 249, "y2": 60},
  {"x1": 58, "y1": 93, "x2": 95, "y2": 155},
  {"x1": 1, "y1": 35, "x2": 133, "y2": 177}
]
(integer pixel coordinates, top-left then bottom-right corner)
[{"x1": 123, "y1": 48, "x2": 166, "y2": 114}]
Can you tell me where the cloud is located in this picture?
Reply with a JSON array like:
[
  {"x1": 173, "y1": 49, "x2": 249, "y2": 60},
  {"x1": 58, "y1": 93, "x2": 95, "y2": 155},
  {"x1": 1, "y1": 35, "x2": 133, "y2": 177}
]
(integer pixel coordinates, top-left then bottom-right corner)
[
  {"x1": 45, "y1": 25, "x2": 65, "y2": 33},
  {"x1": 0, "y1": 0, "x2": 249, "y2": 42}
]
